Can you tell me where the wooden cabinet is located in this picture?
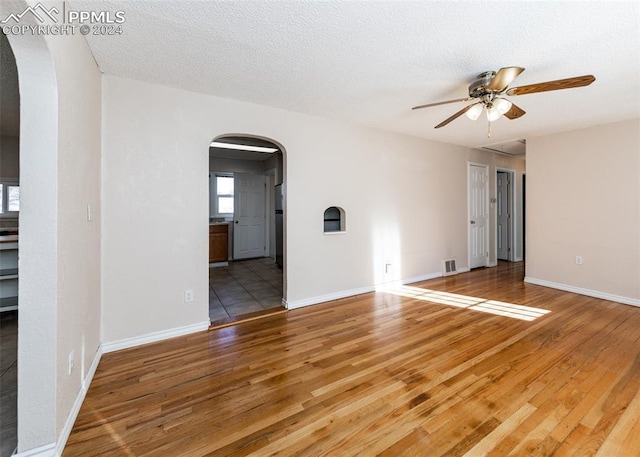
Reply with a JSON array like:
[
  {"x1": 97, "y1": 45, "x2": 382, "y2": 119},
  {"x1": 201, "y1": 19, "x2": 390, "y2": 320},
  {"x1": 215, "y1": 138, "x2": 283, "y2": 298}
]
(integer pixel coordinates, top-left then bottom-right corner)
[{"x1": 209, "y1": 224, "x2": 229, "y2": 264}]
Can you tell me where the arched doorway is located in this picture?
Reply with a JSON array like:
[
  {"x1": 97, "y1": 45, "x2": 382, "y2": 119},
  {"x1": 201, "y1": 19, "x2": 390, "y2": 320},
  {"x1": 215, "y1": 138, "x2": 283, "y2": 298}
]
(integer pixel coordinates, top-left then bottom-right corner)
[
  {"x1": 0, "y1": 30, "x2": 20, "y2": 457},
  {"x1": 3, "y1": 3, "x2": 60, "y2": 452},
  {"x1": 207, "y1": 135, "x2": 286, "y2": 325}
]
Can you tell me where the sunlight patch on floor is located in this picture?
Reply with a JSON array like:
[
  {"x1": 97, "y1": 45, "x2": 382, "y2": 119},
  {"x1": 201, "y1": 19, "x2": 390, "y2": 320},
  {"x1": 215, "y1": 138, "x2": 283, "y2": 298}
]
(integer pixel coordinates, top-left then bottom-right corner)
[{"x1": 380, "y1": 284, "x2": 550, "y2": 321}]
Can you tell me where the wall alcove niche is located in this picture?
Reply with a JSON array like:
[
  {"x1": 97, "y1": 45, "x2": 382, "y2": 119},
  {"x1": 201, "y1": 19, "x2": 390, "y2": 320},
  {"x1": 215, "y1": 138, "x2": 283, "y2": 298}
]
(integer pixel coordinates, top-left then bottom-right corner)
[{"x1": 323, "y1": 206, "x2": 345, "y2": 233}]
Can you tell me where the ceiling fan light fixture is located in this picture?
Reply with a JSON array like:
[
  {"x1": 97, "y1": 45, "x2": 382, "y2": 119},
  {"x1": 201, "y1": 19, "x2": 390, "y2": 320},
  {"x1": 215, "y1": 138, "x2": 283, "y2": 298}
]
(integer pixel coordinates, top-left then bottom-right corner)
[
  {"x1": 494, "y1": 97, "x2": 513, "y2": 115},
  {"x1": 414, "y1": 68, "x2": 595, "y2": 134},
  {"x1": 486, "y1": 105, "x2": 502, "y2": 122},
  {"x1": 465, "y1": 103, "x2": 483, "y2": 120}
]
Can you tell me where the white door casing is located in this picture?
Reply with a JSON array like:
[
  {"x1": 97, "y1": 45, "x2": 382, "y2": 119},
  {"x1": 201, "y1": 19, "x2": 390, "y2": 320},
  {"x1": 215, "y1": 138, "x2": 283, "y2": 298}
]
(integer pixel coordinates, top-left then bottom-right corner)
[
  {"x1": 469, "y1": 163, "x2": 489, "y2": 269},
  {"x1": 234, "y1": 173, "x2": 266, "y2": 260}
]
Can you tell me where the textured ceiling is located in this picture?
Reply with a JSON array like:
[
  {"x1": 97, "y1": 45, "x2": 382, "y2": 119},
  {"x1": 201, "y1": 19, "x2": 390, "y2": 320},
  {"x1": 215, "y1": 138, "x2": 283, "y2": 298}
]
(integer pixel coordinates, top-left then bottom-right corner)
[{"x1": 50, "y1": 2, "x2": 640, "y2": 149}]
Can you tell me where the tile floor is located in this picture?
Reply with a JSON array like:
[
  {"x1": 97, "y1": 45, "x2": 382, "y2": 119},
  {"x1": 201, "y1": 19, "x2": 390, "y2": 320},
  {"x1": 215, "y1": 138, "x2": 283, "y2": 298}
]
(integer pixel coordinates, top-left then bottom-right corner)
[
  {"x1": 209, "y1": 257, "x2": 284, "y2": 322},
  {"x1": 0, "y1": 311, "x2": 17, "y2": 457}
]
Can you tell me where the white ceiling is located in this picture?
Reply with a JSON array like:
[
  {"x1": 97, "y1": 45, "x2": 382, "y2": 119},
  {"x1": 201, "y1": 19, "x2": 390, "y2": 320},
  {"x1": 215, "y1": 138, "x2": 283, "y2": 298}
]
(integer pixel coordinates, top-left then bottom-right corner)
[{"x1": 27, "y1": 2, "x2": 640, "y2": 151}]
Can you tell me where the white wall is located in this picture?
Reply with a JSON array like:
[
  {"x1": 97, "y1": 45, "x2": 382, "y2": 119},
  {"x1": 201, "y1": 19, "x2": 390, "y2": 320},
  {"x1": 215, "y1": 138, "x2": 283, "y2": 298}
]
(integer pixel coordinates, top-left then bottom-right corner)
[
  {"x1": 6, "y1": 10, "x2": 59, "y2": 449},
  {"x1": 101, "y1": 74, "x2": 525, "y2": 343},
  {"x1": 101, "y1": 76, "x2": 210, "y2": 343},
  {"x1": 4, "y1": 0, "x2": 102, "y2": 451},
  {"x1": 526, "y1": 119, "x2": 640, "y2": 304},
  {"x1": 49, "y1": 27, "x2": 102, "y2": 441}
]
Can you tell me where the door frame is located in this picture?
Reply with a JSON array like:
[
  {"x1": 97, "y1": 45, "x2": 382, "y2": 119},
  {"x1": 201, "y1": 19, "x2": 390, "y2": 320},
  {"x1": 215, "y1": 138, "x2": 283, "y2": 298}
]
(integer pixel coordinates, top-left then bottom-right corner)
[
  {"x1": 467, "y1": 162, "x2": 490, "y2": 269},
  {"x1": 495, "y1": 167, "x2": 516, "y2": 262},
  {"x1": 208, "y1": 134, "x2": 287, "y2": 308}
]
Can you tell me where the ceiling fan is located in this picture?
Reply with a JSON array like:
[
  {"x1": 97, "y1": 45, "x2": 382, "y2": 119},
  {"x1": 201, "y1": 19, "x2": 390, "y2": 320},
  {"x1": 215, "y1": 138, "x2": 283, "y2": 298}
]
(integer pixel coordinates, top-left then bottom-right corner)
[{"x1": 412, "y1": 67, "x2": 595, "y2": 137}]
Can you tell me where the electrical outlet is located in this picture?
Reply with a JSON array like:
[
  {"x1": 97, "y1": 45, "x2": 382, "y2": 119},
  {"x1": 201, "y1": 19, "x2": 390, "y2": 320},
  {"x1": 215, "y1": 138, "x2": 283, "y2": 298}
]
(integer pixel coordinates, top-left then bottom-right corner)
[
  {"x1": 575, "y1": 256, "x2": 583, "y2": 265},
  {"x1": 87, "y1": 204, "x2": 92, "y2": 222},
  {"x1": 68, "y1": 350, "x2": 75, "y2": 375},
  {"x1": 184, "y1": 289, "x2": 194, "y2": 303},
  {"x1": 385, "y1": 263, "x2": 392, "y2": 274}
]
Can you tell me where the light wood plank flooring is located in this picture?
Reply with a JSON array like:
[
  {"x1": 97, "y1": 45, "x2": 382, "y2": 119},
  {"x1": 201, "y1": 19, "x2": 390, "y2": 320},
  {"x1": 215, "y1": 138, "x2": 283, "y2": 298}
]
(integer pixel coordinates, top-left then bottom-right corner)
[{"x1": 65, "y1": 263, "x2": 640, "y2": 456}]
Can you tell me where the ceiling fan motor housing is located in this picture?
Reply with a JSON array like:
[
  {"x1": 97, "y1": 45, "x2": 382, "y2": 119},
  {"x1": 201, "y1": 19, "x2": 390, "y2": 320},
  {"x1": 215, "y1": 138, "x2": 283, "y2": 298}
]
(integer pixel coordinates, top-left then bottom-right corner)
[{"x1": 468, "y1": 71, "x2": 496, "y2": 98}]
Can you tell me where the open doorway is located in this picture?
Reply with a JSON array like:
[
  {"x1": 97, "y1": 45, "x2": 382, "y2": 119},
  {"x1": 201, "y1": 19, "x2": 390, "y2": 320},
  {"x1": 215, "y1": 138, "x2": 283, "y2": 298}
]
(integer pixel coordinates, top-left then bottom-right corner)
[
  {"x1": 2, "y1": 13, "x2": 59, "y2": 453},
  {"x1": 0, "y1": 31, "x2": 20, "y2": 457},
  {"x1": 522, "y1": 172, "x2": 526, "y2": 261},
  {"x1": 496, "y1": 168, "x2": 515, "y2": 261},
  {"x1": 207, "y1": 135, "x2": 286, "y2": 325}
]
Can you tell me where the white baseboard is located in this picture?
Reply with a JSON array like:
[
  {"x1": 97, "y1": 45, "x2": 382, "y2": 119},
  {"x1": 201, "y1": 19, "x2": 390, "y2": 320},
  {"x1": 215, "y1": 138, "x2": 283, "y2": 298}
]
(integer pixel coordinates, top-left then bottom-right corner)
[
  {"x1": 287, "y1": 285, "x2": 375, "y2": 309},
  {"x1": 286, "y1": 268, "x2": 473, "y2": 310},
  {"x1": 524, "y1": 277, "x2": 640, "y2": 307},
  {"x1": 209, "y1": 261, "x2": 229, "y2": 268},
  {"x1": 13, "y1": 347, "x2": 102, "y2": 457},
  {"x1": 457, "y1": 267, "x2": 471, "y2": 274},
  {"x1": 54, "y1": 347, "x2": 103, "y2": 456},
  {"x1": 26, "y1": 322, "x2": 209, "y2": 456},
  {"x1": 102, "y1": 321, "x2": 211, "y2": 353},
  {"x1": 401, "y1": 272, "x2": 442, "y2": 284},
  {"x1": 13, "y1": 443, "x2": 55, "y2": 457},
  {"x1": 20, "y1": 321, "x2": 209, "y2": 456},
  {"x1": 487, "y1": 261, "x2": 498, "y2": 267}
]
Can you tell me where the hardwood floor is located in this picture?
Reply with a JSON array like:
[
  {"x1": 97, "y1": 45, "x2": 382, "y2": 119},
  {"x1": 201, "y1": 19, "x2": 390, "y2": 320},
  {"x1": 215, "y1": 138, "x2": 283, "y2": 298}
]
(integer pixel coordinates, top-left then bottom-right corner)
[{"x1": 65, "y1": 263, "x2": 640, "y2": 456}]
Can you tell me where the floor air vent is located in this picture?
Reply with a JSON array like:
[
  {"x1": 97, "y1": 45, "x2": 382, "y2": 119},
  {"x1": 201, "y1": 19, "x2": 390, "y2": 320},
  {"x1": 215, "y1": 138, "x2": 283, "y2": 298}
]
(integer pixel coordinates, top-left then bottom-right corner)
[{"x1": 442, "y1": 258, "x2": 458, "y2": 277}]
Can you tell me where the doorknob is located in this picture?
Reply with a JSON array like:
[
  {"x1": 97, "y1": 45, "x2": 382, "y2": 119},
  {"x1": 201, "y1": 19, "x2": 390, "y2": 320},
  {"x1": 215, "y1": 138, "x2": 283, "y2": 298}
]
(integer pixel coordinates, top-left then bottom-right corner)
[
  {"x1": 470, "y1": 220, "x2": 476, "y2": 224},
  {"x1": 235, "y1": 220, "x2": 239, "y2": 224}
]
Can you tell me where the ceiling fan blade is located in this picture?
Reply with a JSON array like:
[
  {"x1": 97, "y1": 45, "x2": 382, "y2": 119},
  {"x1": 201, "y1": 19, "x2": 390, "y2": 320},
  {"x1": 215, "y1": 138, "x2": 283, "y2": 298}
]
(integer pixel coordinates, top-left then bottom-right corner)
[
  {"x1": 412, "y1": 97, "x2": 470, "y2": 110},
  {"x1": 486, "y1": 66, "x2": 525, "y2": 92},
  {"x1": 434, "y1": 104, "x2": 473, "y2": 129},
  {"x1": 506, "y1": 75, "x2": 595, "y2": 96},
  {"x1": 503, "y1": 102, "x2": 526, "y2": 120}
]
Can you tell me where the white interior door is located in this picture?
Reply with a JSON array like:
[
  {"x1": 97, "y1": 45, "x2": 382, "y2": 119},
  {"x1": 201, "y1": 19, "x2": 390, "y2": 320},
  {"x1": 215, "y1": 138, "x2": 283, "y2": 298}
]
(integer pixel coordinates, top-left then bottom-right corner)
[
  {"x1": 469, "y1": 164, "x2": 489, "y2": 269},
  {"x1": 497, "y1": 171, "x2": 510, "y2": 260},
  {"x1": 267, "y1": 174, "x2": 276, "y2": 260},
  {"x1": 233, "y1": 173, "x2": 266, "y2": 260}
]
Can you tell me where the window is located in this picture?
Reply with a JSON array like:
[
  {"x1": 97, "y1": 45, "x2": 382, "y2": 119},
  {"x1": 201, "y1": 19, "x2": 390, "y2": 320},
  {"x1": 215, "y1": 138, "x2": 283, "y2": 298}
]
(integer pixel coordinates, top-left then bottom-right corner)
[
  {"x1": 7, "y1": 186, "x2": 19, "y2": 212},
  {"x1": 215, "y1": 175, "x2": 234, "y2": 215},
  {"x1": 0, "y1": 182, "x2": 19, "y2": 215}
]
